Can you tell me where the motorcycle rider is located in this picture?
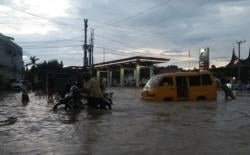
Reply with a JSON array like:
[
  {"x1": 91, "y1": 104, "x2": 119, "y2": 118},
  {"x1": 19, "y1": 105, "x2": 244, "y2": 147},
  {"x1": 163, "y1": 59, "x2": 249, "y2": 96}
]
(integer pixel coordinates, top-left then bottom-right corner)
[
  {"x1": 68, "y1": 82, "x2": 83, "y2": 109},
  {"x1": 82, "y1": 73, "x2": 111, "y2": 109}
]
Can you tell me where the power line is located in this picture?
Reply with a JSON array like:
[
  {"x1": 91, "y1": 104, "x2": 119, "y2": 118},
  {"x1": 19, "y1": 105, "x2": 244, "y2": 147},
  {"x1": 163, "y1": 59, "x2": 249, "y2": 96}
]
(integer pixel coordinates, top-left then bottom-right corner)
[
  {"x1": 93, "y1": 21, "x2": 166, "y2": 39},
  {"x1": 0, "y1": 22, "x2": 56, "y2": 25},
  {"x1": 23, "y1": 45, "x2": 82, "y2": 49},
  {"x1": 110, "y1": 0, "x2": 171, "y2": 24},
  {"x1": 24, "y1": 46, "x2": 130, "y2": 57},
  {"x1": 18, "y1": 34, "x2": 129, "y2": 50},
  {"x1": 18, "y1": 37, "x2": 83, "y2": 44},
  {"x1": 18, "y1": 34, "x2": 131, "y2": 51},
  {"x1": 0, "y1": 2, "x2": 71, "y2": 26},
  {"x1": 95, "y1": 34, "x2": 125, "y2": 45},
  {"x1": 21, "y1": 40, "x2": 169, "y2": 58},
  {"x1": 23, "y1": 44, "x2": 170, "y2": 64}
]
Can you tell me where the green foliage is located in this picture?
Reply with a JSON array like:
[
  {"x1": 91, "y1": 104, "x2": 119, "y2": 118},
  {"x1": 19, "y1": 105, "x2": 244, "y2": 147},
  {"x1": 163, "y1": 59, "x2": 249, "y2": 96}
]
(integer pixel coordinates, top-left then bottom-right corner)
[
  {"x1": 24, "y1": 59, "x2": 64, "y2": 85},
  {"x1": 60, "y1": 61, "x2": 64, "y2": 68},
  {"x1": 47, "y1": 60, "x2": 62, "y2": 70}
]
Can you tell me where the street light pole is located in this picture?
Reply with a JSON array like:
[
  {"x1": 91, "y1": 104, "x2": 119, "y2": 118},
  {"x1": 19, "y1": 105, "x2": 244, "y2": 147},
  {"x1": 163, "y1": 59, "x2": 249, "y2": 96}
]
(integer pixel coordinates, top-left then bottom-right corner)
[{"x1": 236, "y1": 40, "x2": 246, "y2": 82}]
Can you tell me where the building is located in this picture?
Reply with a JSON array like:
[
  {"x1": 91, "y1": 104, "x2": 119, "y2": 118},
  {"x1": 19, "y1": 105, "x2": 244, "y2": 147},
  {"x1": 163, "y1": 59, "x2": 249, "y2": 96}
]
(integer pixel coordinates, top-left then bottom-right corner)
[
  {"x1": 94, "y1": 56, "x2": 169, "y2": 87},
  {"x1": 226, "y1": 48, "x2": 250, "y2": 68},
  {"x1": 210, "y1": 48, "x2": 250, "y2": 82},
  {"x1": 0, "y1": 33, "x2": 24, "y2": 86}
]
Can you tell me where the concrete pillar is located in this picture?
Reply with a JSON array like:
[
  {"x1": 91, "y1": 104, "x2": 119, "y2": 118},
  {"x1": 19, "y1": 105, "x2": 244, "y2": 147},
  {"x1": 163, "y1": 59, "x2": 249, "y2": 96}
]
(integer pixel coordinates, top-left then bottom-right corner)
[
  {"x1": 106, "y1": 71, "x2": 109, "y2": 87},
  {"x1": 133, "y1": 69, "x2": 137, "y2": 80},
  {"x1": 109, "y1": 71, "x2": 112, "y2": 87},
  {"x1": 97, "y1": 70, "x2": 100, "y2": 82},
  {"x1": 120, "y1": 67, "x2": 124, "y2": 87},
  {"x1": 136, "y1": 64, "x2": 140, "y2": 87},
  {"x1": 150, "y1": 66, "x2": 154, "y2": 78}
]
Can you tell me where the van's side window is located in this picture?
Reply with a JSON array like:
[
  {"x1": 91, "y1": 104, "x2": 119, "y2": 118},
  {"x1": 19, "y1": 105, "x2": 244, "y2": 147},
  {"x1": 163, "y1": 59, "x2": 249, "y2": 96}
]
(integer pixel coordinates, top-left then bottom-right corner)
[
  {"x1": 160, "y1": 77, "x2": 173, "y2": 86},
  {"x1": 201, "y1": 74, "x2": 212, "y2": 85},
  {"x1": 189, "y1": 75, "x2": 200, "y2": 86}
]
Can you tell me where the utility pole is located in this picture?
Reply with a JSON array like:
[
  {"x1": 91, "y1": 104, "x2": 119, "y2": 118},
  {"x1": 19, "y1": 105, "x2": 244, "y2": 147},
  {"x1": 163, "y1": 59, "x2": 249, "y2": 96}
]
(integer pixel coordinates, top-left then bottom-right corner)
[
  {"x1": 83, "y1": 19, "x2": 88, "y2": 67},
  {"x1": 236, "y1": 40, "x2": 246, "y2": 82},
  {"x1": 89, "y1": 28, "x2": 94, "y2": 75},
  {"x1": 91, "y1": 29, "x2": 94, "y2": 68}
]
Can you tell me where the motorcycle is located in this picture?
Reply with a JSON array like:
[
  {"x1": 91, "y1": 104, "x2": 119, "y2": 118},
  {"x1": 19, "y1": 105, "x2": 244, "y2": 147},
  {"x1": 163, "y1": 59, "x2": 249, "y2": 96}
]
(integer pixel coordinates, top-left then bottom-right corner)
[
  {"x1": 53, "y1": 86, "x2": 84, "y2": 111},
  {"x1": 53, "y1": 84, "x2": 114, "y2": 111},
  {"x1": 85, "y1": 92, "x2": 113, "y2": 110}
]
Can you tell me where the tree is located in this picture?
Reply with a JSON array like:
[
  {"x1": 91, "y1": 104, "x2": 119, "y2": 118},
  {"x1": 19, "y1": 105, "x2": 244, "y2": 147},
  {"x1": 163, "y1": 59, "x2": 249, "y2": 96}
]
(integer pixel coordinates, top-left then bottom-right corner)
[
  {"x1": 211, "y1": 65, "x2": 216, "y2": 69},
  {"x1": 60, "y1": 61, "x2": 64, "y2": 68},
  {"x1": 47, "y1": 60, "x2": 62, "y2": 70},
  {"x1": 25, "y1": 56, "x2": 39, "y2": 70}
]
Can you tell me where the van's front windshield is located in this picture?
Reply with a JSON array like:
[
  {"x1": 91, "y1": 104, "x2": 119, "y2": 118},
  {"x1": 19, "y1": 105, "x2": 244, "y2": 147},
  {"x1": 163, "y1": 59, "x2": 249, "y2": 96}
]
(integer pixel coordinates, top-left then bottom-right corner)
[{"x1": 145, "y1": 76, "x2": 160, "y2": 88}]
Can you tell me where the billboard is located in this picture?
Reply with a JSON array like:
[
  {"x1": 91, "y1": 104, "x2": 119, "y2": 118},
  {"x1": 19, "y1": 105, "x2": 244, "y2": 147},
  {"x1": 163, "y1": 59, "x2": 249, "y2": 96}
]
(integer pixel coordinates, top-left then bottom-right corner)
[{"x1": 199, "y1": 48, "x2": 209, "y2": 70}]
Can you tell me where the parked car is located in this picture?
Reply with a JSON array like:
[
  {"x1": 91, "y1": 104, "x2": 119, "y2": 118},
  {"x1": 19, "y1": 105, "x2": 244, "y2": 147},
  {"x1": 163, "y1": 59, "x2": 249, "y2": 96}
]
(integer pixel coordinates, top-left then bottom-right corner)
[
  {"x1": 9, "y1": 79, "x2": 32, "y2": 91},
  {"x1": 21, "y1": 80, "x2": 32, "y2": 90},
  {"x1": 10, "y1": 81, "x2": 23, "y2": 90}
]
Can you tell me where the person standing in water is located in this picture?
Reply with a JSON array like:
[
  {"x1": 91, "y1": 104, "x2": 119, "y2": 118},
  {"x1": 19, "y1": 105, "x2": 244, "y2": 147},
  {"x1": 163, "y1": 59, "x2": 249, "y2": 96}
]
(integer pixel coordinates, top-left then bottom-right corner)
[
  {"x1": 21, "y1": 85, "x2": 29, "y2": 104},
  {"x1": 221, "y1": 78, "x2": 236, "y2": 101}
]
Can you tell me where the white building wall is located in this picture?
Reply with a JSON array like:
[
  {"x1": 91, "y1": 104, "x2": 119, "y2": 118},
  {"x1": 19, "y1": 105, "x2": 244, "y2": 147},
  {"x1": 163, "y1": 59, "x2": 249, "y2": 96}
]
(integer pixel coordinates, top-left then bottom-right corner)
[{"x1": 0, "y1": 34, "x2": 24, "y2": 85}]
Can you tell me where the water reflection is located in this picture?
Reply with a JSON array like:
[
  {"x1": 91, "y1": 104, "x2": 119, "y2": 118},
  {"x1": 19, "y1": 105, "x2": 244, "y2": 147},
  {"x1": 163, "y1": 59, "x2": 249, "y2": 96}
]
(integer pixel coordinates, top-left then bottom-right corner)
[
  {"x1": 86, "y1": 108, "x2": 111, "y2": 120},
  {"x1": 56, "y1": 111, "x2": 79, "y2": 124},
  {"x1": 0, "y1": 116, "x2": 17, "y2": 127},
  {"x1": 1, "y1": 89, "x2": 250, "y2": 154}
]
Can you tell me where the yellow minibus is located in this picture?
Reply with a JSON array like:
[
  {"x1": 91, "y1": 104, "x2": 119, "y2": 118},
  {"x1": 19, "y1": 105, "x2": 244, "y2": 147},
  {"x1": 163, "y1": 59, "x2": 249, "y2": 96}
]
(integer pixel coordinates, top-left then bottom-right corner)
[{"x1": 141, "y1": 71, "x2": 217, "y2": 101}]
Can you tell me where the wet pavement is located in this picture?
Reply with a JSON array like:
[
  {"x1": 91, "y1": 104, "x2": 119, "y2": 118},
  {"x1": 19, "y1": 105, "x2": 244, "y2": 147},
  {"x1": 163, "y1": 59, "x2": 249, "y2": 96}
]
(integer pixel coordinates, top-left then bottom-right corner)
[{"x1": 1, "y1": 88, "x2": 250, "y2": 155}]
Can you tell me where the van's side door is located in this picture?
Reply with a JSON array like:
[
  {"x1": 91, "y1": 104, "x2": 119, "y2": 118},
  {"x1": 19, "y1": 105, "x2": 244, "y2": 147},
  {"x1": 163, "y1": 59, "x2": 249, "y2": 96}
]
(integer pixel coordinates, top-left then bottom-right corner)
[
  {"x1": 175, "y1": 76, "x2": 188, "y2": 100},
  {"x1": 158, "y1": 76, "x2": 176, "y2": 100}
]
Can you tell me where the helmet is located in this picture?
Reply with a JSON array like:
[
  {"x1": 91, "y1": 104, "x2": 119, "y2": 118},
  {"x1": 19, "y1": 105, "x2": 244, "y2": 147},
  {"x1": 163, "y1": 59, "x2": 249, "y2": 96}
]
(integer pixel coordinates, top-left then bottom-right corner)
[{"x1": 70, "y1": 85, "x2": 79, "y2": 94}]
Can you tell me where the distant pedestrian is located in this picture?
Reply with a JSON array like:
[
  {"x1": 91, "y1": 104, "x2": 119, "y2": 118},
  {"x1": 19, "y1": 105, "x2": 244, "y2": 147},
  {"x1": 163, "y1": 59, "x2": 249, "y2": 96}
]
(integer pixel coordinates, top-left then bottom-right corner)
[
  {"x1": 221, "y1": 78, "x2": 236, "y2": 101},
  {"x1": 21, "y1": 85, "x2": 29, "y2": 104},
  {"x1": 47, "y1": 76, "x2": 55, "y2": 103}
]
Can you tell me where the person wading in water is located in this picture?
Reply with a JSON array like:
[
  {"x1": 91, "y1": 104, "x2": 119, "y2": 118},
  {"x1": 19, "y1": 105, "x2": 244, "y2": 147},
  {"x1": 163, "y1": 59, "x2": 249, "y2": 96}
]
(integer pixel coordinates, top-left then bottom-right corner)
[{"x1": 221, "y1": 78, "x2": 236, "y2": 101}]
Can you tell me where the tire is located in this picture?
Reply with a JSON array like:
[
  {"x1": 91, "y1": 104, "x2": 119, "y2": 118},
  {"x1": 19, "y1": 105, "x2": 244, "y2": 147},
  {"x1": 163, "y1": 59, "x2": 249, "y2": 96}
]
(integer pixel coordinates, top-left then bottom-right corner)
[
  {"x1": 53, "y1": 102, "x2": 73, "y2": 111},
  {"x1": 108, "y1": 99, "x2": 113, "y2": 105},
  {"x1": 103, "y1": 101, "x2": 112, "y2": 110},
  {"x1": 107, "y1": 103, "x2": 112, "y2": 110}
]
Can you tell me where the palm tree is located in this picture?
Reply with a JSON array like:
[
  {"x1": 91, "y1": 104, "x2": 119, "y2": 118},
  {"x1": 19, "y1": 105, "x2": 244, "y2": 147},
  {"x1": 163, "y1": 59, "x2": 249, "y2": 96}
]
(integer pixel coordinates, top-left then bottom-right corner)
[
  {"x1": 24, "y1": 56, "x2": 39, "y2": 90},
  {"x1": 25, "y1": 56, "x2": 39, "y2": 70}
]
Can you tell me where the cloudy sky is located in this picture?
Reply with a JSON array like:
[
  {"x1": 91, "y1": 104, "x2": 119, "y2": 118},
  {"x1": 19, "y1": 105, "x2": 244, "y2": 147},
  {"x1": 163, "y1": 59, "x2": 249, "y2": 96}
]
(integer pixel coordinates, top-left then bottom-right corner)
[{"x1": 1, "y1": 0, "x2": 250, "y2": 69}]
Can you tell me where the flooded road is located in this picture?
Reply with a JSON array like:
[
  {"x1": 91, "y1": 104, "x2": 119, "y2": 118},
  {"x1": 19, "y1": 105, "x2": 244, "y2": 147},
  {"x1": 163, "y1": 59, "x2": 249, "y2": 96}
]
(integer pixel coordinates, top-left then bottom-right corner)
[{"x1": 1, "y1": 88, "x2": 250, "y2": 155}]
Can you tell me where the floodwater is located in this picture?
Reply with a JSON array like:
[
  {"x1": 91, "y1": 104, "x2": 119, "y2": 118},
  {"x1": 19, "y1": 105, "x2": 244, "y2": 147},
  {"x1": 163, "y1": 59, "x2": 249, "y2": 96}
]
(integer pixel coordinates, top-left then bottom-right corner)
[{"x1": 1, "y1": 88, "x2": 250, "y2": 155}]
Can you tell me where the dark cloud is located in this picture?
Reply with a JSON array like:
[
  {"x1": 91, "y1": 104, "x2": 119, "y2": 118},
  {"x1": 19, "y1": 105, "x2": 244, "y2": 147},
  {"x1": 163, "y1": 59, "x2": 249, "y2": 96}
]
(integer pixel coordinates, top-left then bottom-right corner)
[{"x1": 1, "y1": 0, "x2": 250, "y2": 68}]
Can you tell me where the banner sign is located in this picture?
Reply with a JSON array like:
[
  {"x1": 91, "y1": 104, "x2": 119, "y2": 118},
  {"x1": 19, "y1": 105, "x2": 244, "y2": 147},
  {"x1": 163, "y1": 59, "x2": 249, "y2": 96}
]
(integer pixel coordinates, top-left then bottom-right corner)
[{"x1": 199, "y1": 48, "x2": 209, "y2": 70}]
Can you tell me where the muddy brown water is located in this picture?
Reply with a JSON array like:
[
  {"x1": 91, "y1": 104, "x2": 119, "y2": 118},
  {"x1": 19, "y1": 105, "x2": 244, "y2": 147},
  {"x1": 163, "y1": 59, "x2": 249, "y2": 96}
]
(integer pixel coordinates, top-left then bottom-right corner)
[{"x1": 1, "y1": 88, "x2": 250, "y2": 155}]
